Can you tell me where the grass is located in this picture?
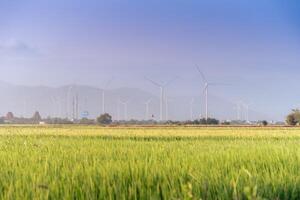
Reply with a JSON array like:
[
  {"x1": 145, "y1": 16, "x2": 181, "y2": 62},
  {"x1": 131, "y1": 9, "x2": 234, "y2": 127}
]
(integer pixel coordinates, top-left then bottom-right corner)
[{"x1": 0, "y1": 126, "x2": 300, "y2": 199}]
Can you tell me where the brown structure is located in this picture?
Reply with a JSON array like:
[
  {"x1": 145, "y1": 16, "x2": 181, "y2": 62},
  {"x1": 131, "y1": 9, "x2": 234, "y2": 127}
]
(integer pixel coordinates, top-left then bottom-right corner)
[{"x1": 6, "y1": 112, "x2": 14, "y2": 120}]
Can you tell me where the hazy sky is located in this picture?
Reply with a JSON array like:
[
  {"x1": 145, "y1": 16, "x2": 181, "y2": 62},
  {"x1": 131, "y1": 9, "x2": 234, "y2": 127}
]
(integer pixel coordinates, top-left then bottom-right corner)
[{"x1": 0, "y1": 0, "x2": 300, "y2": 120}]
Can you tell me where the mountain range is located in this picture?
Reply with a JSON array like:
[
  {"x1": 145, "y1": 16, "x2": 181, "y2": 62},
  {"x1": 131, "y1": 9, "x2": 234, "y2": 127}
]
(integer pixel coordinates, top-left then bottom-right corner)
[{"x1": 0, "y1": 81, "x2": 270, "y2": 121}]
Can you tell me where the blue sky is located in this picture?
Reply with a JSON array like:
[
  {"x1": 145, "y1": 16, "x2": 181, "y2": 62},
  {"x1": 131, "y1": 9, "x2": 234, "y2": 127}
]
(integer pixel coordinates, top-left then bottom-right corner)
[{"x1": 0, "y1": 0, "x2": 300, "y2": 120}]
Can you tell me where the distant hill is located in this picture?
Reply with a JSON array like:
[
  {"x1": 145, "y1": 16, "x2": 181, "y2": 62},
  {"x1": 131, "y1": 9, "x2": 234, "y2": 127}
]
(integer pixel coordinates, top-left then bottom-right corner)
[{"x1": 0, "y1": 82, "x2": 269, "y2": 121}]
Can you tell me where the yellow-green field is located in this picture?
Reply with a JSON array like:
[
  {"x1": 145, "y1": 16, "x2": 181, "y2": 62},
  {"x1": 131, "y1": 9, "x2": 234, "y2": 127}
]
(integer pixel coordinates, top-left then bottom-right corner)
[{"x1": 1, "y1": 126, "x2": 300, "y2": 199}]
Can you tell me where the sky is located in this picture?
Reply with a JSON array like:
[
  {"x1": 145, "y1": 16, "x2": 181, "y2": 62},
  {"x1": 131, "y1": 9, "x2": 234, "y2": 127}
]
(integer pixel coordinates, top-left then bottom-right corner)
[{"x1": 0, "y1": 0, "x2": 300, "y2": 120}]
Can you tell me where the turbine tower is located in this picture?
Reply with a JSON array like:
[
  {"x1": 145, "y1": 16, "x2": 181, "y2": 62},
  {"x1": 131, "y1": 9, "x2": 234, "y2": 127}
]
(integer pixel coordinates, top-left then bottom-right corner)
[
  {"x1": 235, "y1": 102, "x2": 241, "y2": 121},
  {"x1": 75, "y1": 94, "x2": 79, "y2": 120},
  {"x1": 242, "y1": 102, "x2": 251, "y2": 123},
  {"x1": 23, "y1": 99, "x2": 27, "y2": 118},
  {"x1": 117, "y1": 98, "x2": 121, "y2": 121},
  {"x1": 72, "y1": 96, "x2": 75, "y2": 120},
  {"x1": 145, "y1": 77, "x2": 177, "y2": 121},
  {"x1": 66, "y1": 85, "x2": 73, "y2": 119},
  {"x1": 245, "y1": 104, "x2": 249, "y2": 122},
  {"x1": 120, "y1": 99, "x2": 129, "y2": 121},
  {"x1": 52, "y1": 95, "x2": 62, "y2": 118},
  {"x1": 196, "y1": 66, "x2": 226, "y2": 121},
  {"x1": 144, "y1": 99, "x2": 152, "y2": 120},
  {"x1": 101, "y1": 77, "x2": 114, "y2": 114},
  {"x1": 51, "y1": 96, "x2": 58, "y2": 118},
  {"x1": 190, "y1": 98, "x2": 195, "y2": 121},
  {"x1": 165, "y1": 95, "x2": 171, "y2": 121}
]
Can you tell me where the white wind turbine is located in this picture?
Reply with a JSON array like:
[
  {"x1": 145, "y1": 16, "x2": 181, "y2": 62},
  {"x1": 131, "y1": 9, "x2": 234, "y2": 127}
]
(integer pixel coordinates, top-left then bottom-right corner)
[
  {"x1": 145, "y1": 77, "x2": 178, "y2": 121},
  {"x1": 190, "y1": 98, "x2": 195, "y2": 121},
  {"x1": 235, "y1": 102, "x2": 242, "y2": 121},
  {"x1": 52, "y1": 95, "x2": 62, "y2": 118},
  {"x1": 241, "y1": 102, "x2": 251, "y2": 123},
  {"x1": 144, "y1": 99, "x2": 152, "y2": 120},
  {"x1": 66, "y1": 85, "x2": 73, "y2": 119},
  {"x1": 196, "y1": 66, "x2": 226, "y2": 120},
  {"x1": 23, "y1": 99, "x2": 27, "y2": 118},
  {"x1": 51, "y1": 96, "x2": 58, "y2": 117},
  {"x1": 117, "y1": 99, "x2": 121, "y2": 121},
  {"x1": 101, "y1": 77, "x2": 114, "y2": 114},
  {"x1": 120, "y1": 99, "x2": 129, "y2": 121},
  {"x1": 165, "y1": 95, "x2": 172, "y2": 121}
]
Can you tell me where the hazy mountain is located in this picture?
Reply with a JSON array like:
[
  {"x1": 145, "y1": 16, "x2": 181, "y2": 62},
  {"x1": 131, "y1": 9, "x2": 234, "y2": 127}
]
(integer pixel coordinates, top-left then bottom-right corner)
[{"x1": 0, "y1": 83, "x2": 270, "y2": 121}]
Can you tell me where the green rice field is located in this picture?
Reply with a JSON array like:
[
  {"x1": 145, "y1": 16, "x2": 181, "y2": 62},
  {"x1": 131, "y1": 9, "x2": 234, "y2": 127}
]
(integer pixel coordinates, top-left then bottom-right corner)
[{"x1": 0, "y1": 126, "x2": 300, "y2": 199}]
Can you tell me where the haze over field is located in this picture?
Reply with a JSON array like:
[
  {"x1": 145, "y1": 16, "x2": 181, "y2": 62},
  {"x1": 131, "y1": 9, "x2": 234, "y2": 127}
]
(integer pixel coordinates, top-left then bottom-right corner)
[{"x1": 1, "y1": 0, "x2": 300, "y2": 120}]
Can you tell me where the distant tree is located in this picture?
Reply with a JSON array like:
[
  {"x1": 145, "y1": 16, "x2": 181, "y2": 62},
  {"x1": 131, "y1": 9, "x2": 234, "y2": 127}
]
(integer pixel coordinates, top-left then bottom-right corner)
[
  {"x1": 286, "y1": 109, "x2": 300, "y2": 126},
  {"x1": 45, "y1": 117, "x2": 73, "y2": 124},
  {"x1": 97, "y1": 113, "x2": 112, "y2": 125},
  {"x1": 286, "y1": 114, "x2": 297, "y2": 126},
  {"x1": 32, "y1": 111, "x2": 42, "y2": 122},
  {"x1": 165, "y1": 120, "x2": 182, "y2": 125},
  {"x1": 221, "y1": 121, "x2": 231, "y2": 125},
  {"x1": 6, "y1": 112, "x2": 14, "y2": 120},
  {"x1": 0, "y1": 118, "x2": 4, "y2": 124},
  {"x1": 261, "y1": 120, "x2": 268, "y2": 126},
  {"x1": 193, "y1": 120, "x2": 200, "y2": 125},
  {"x1": 199, "y1": 118, "x2": 219, "y2": 125},
  {"x1": 207, "y1": 118, "x2": 219, "y2": 125},
  {"x1": 79, "y1": 118, "x2": 95, "y2": 125},
  {"x1": 199, "y1": 118, "x2": 207, "y2": 124}
]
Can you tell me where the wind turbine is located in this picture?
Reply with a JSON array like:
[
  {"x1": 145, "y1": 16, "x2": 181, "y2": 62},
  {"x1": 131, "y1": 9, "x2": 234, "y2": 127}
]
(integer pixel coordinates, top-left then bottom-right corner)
[
  {"x1": 144, "y1": 99, "x2": 152, "y2": 120},
  {"x1": 101, "y1": 77, "x2": 114, "y2": 114},
  {"x1": 75, "y1": 94, "x2": 79, "y2": 120},
  {"x1": 244, "y1": 104, "x2": 249, "y2": 122},
  {"x1": 51, "y1": 95, "x2": 62, "y2": 118},
  {"x1": 235, "y1": 102, "x2": 242, "y2": 121},
  {"x1": 51, "y1": 96, "x2": 58, "y2": 117},
  {"x1": 145, "y1": 77, "x2": 178, "y2": 121},
  {"x1": 165, "y1": 95, "x2": 172, "y2": 121},
  {"x1": 190, "y1": 98, "x2": 195, "y2": 121},
  {"x1": 23, "y1": 99, "x2": 27, "y2": 118},
  {"x1": 117, "y1": 98, "x2": 121, "y2": 121},
  {"x1": 242, "y1": 102, "x2": 251, "y2": 123},
  {"x1": 120, "y1": 99, "x2": 129, "y2": 121},
  {"x1": 196, "y1": 66, "x2": 226, "y2": 121},
  {"x1": 58, "y1": 96, "x2": 63, "y2": 118},
  {"x1": 66, "y1": 85, "x2": 73, "y2": 119}
]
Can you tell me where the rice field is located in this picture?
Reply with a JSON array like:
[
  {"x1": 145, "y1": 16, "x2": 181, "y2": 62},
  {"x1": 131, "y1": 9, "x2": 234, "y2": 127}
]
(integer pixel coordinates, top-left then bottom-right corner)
[{"x1": 0, "y1": 126, "x2": 300, "y2": 199}]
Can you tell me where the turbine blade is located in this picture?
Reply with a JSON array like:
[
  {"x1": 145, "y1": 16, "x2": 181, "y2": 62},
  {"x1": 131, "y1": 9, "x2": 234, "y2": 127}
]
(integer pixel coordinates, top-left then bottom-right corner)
[
  {"x1": 164, "y1": 76, "x2": 179, "y2": 87},
  {"x1": 196, "y1": 65, "x2": 207, "y2": 82},
  {"x1": 208, "y1": 82, "x2": 231, "y2": 86},
  {"x1": 144, "y1": 76, "x2": 162, "y2": 87},
  {"x1": 146, "y1": 98, "x2": 152, "y2": 103},
  {"x1": 105, "y1": 77, "x2": 114, "y2": 88},
  {"x1": 190, "y1": 98, "x2": 195, "y2": 104},
  {"x1": 202, "y1": 85, "x2": 208, "y2": 94}
]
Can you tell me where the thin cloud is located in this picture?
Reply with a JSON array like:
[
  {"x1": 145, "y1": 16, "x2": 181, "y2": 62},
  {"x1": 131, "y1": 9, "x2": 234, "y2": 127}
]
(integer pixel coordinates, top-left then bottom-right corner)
[{"x1": 0, "y1": 39, "x2": 40, "y2": 57}]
